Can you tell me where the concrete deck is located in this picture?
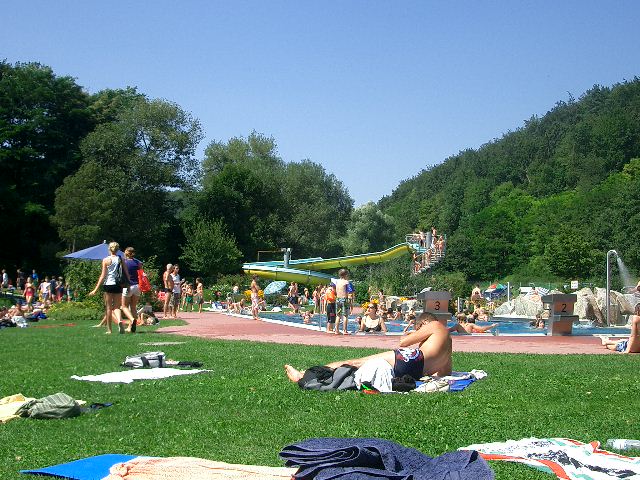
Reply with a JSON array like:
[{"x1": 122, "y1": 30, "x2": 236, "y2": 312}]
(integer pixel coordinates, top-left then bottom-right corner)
[{"x1": 157, "y1": 311, "x2": 613, "y2": 355}]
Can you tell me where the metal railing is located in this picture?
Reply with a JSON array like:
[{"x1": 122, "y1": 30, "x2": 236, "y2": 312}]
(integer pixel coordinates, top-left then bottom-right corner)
[{"x1": 406, "y1": 233, "x2": 447, "y2": 274}]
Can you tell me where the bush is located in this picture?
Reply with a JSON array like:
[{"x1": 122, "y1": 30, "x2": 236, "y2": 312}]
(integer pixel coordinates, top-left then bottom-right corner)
[
  {"x1": 63, "y1": 260, "x2": 102, "y2": 301},
  {"x1": 47, "y1": 301, "x2": 102, "y2": 323},
  {"x1": 353, "y1": 280, "x2": 370, "y2": 304}
]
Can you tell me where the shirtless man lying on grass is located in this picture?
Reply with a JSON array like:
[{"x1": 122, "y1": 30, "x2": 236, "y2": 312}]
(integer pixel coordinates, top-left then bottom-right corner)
[
  {"x1": 285, "y1": 312, "x2": 452, "y2": 382},
  {"x1": 600, "y1": 304, "x2": 640, "y2": 354}
]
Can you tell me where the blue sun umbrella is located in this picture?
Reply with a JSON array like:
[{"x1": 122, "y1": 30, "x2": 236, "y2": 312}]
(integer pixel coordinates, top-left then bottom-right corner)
[
  {"x1": 63, "y1": 240, "x2": 123, "y2": 261},
  {"x1": 263, "y1": 281, "x2": 288, "y2": 295}
]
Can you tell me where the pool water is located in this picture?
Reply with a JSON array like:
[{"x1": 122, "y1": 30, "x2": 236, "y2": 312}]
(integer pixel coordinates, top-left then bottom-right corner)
[{"x1": 258, "y1": 312, "x2": 631, "y2": 336}]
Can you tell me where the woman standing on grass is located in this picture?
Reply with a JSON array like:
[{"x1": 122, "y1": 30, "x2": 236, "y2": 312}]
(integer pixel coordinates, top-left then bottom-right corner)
[
  {"x1": 122, "y1": 247, "x2": 142, "y2": 333},
  {"x1": 89, "y1": 241, "x2": 129, "y2": 334},
  {"x1": 24, "y1": 279, "x2": 35, "y2": 308}
]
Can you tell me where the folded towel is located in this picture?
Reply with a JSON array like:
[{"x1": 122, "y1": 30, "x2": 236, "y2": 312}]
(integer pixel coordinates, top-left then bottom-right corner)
[{"x1": 280, "y1": 437, "x2": 493, "y2": 479}]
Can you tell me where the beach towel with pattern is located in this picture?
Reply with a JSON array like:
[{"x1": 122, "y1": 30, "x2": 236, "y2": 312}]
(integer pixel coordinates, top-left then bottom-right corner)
[{"x1": 461, "y1": 437, "x2": 640, "y2": 480}]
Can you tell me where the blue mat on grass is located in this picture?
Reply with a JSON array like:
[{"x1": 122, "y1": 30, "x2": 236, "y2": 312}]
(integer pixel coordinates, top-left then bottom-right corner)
[{"x1": 21, "y1": 454, "x2": 138, "y2": 479}]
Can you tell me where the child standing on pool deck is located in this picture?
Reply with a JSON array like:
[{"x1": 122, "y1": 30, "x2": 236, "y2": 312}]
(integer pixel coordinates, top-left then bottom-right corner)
[
  {"x1": 325, "y1": 284, "x2": 337, "y2": 333},
  {"x1": 334, "y1": 268, "x2": 353, "y2": 335},
  {"x1": 195, "y1": 278, "x2": 204, "y2": 313}
]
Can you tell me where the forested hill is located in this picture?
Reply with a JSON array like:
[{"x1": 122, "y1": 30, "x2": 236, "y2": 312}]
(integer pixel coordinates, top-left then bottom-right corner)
[{"x1": 379, "y1": 78, "x2": 640, "y2": 282}]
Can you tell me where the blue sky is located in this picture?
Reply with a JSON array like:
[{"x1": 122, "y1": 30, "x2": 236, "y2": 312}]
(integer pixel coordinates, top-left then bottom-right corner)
[{"x1": 3, "y1": 1, "x2": 639, "y2": 206}]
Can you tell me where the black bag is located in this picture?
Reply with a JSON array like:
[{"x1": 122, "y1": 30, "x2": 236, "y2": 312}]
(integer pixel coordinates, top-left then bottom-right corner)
[
  {"x1": 392, "y1": 375, "x2": 417, "y2": 392},
  {"x1": 114, "y1": 257, "x2": 128, "y2": 288},
  {"x1": 122, "y1": 351, "x2": 166, "y2": 368}
]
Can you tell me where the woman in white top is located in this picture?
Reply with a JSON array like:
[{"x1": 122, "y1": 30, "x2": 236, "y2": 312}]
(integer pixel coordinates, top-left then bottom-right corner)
[{"x1": 89, "y1": 241, "x2": 130, "y2": 334}]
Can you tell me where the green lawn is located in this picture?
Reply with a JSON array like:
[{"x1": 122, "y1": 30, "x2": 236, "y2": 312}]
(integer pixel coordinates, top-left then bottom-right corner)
[{"x1": 1, "y1": 308, "x2": 639, "y2": 479}]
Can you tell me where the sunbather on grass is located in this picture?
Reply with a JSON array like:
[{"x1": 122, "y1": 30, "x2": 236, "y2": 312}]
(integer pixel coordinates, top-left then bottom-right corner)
[
  {"x1": 285, "y1": 312, "x2": 452, "y2": 382},
  {"x1": 600, "y1": 304, "x2": 640, "y2": 353}
]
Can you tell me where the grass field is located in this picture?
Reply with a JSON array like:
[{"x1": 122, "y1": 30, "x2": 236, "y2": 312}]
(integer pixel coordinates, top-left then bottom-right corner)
[{"x1": 1, "y1": 306, "x2": 639, "y2": 479}]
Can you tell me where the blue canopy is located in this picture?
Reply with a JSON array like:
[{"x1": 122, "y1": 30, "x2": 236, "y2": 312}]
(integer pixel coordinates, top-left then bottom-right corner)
[{"x1": 63, "y1": 241, "x2": 123, "y2": 261}]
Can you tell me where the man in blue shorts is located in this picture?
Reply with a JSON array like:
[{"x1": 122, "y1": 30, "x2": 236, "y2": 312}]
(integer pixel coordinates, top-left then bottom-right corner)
[
  {"x1": 333, "y1": 269, "x2": 353, "y2": 335},
  {"x1": 285, "y1": 312, "x2": 453, "y2": 382},
  {"x1": 600, "y1": 304, "x2": 640, "y2": 354}
]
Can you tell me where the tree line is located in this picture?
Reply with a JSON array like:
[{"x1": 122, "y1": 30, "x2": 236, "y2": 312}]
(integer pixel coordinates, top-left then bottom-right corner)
[
  {"x1": 0, "y1": 61, "x2": 362, "y2": 279},
  {"x1": 3, "y1": 60, "x2": 639, "y2": 291},
  {"x1": 379, "y1": 79, "x2": 640, "y2": 288}
]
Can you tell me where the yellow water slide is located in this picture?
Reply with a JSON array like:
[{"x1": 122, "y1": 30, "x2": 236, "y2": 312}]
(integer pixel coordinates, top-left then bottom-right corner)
[{"x1": 242, "y1": 243, "x2": 413, "y2": 284}]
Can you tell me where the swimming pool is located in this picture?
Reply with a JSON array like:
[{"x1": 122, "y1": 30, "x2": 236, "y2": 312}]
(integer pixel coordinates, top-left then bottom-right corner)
[{"x1": 258, "y1": 312, "x2": 631, "y2": 336}]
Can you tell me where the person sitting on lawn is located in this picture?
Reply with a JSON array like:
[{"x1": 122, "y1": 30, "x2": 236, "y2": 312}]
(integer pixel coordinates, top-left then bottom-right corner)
[
  {"x1": 228, "y1": 298, "x2": 245, "y2": 314},
  {"x1": 285, "y1": 312, "x2": 452, "y2": 382},
  {"x1": 358, "y1": 305, "x2": 388, "y2": 333},
  {"x1": 137, "y1": 304, "x2": 159, "y2": 325},
  {"x1": 470, "y1": 284, "x2": 482, "y2": 306},
  {"x1": 600, "y1": 304, "x2": 640, "y2": 353},
  {"x1": 449, "y1": 313, "x2": 498, "y2": 334}
]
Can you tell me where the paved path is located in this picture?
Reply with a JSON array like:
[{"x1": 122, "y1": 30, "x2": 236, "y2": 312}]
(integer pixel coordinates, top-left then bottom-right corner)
[{"x1": 157, "y1": 311, "x2": 612, "y2": 355}]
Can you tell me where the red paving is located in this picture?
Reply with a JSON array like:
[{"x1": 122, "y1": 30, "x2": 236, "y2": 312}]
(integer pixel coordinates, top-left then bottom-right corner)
[{"x1": 157, "y1": 311, "x2": 612, "y2": 355}]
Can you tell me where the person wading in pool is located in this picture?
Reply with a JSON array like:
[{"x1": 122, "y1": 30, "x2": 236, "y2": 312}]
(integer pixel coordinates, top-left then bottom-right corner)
[
  {"x1": 449, "y1": 313, "x2": 498, "y2": 334},
  {"x1": 285, "y1": 312, "x2": 452, "y2": 382}
]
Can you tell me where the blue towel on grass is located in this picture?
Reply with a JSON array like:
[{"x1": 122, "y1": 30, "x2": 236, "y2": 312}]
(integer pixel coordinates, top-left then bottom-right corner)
[
  {"x1": 21, "y1": 454, "x2": 138, "y2": 480},
  {"x1": 280, "y1": 437, "x2": 493, "y2": 479},
  {"x1": 449, "y1": 377, "x2": 476, "y2": 392}
]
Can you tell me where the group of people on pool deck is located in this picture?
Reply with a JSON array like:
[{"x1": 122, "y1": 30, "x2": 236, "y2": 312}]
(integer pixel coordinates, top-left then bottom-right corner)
[{"x1": 285, "y1": 311, "x2": 453, "y2": 383}]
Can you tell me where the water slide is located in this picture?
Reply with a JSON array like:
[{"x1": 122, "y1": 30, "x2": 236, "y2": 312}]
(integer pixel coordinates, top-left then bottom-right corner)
[{"x1": 242, "y1": 243, "x2": 414, "y2": 285}]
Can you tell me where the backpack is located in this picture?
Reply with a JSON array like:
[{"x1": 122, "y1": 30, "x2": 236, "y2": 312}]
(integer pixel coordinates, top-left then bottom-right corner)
[
  {"x1": 114, "y1": 257, "x2": 128, "y2": 288},
  {"x1": 19, "y1": 392, "x2": 81, "y2": 419},
  {"x1": 122, "y1": 351, "x2": 166, "y2": 368}
]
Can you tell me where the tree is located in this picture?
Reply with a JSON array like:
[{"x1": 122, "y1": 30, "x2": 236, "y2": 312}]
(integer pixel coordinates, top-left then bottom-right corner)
[
  {"x1": 180, "y1": 218, "x2": 242, "y2": 276},
  {"x1": 543, "y1": 227, "x2": 600, "y2": 279},
  {"x1": 195, "y1": 133, "x2": 354, "y2": 262},
  {"x1": 53, "y1": 161, "x2": 123, "y2": 249},
  {"x1": 0, "y1": 61, "x2": 94, "y2": 270},
  {"x1": 280, "y1": 160, "x2": 353, "y2": 258},
  {"x1": 54, "y1": 94, "x2": 203, "y2": 258},
  {"x1": 342, "y1": 202, "x2": 395, "y2": 255}
]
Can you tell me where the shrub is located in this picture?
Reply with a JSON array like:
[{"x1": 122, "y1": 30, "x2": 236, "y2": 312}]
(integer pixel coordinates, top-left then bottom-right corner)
[
  {"x1": 48, "y1": 301, "x2": 102, "y2": 323},
  {"x1": 63, "y1": 260, "x2": 101, "y2": 301}
]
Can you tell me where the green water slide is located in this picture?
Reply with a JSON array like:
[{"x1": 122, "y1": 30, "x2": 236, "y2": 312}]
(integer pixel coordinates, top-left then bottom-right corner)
[{"x1": 242, "y1": 243, "x2": 414, "y2": 285}]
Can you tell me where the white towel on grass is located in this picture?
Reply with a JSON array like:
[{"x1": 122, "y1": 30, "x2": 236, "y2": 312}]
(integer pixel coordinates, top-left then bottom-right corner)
[{"x1": 71, "y1": 368, "x2": 211, "y2": 384}]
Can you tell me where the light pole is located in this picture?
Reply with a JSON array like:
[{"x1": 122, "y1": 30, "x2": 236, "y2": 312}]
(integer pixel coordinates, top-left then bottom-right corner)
[{"x1": 606, "y1": 250, "x2": 618, "y2": 326}]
